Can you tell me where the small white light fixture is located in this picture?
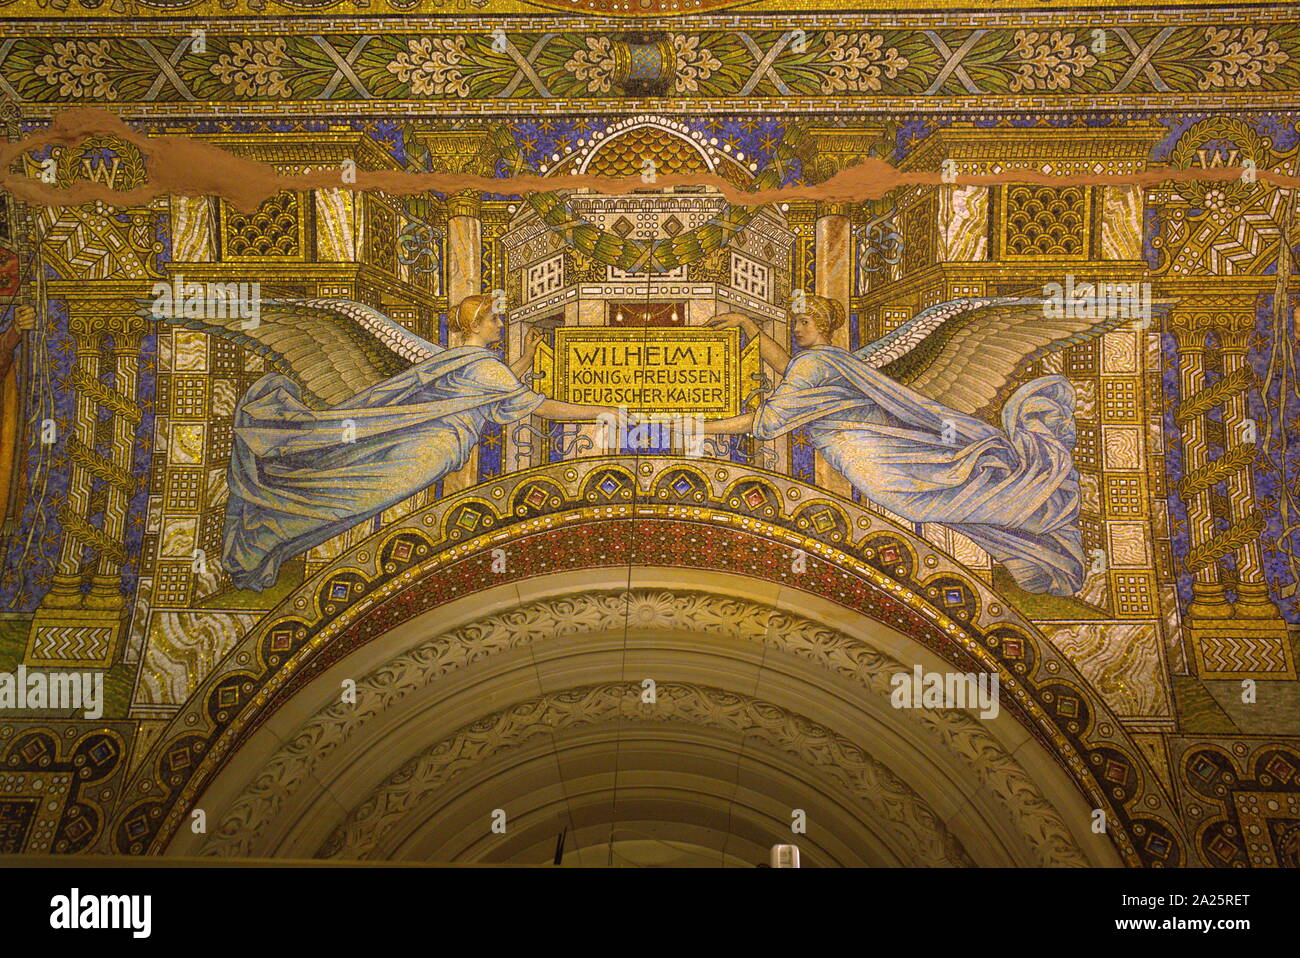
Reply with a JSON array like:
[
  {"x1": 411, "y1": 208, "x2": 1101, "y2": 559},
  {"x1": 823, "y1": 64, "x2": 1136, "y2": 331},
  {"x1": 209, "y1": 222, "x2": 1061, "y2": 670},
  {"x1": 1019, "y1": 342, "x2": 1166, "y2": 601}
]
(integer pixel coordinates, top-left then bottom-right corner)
[{"x1": 770, "y1": 844, "x2": 800, "y2": 868}]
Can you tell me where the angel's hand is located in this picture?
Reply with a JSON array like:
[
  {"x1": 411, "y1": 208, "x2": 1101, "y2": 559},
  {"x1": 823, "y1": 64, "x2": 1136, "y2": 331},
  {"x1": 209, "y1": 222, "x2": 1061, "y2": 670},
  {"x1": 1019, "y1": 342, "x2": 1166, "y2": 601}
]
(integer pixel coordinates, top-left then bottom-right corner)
[
  {"x1": 706, "y1": 312, "x2": 755, "y2": 333},
  {"x1": 14, "y1": 305, "x2": 36, "y2": 332},
  {"x1": 523, "y1": 328, "x2": 546, "y2": 351},
  {"x1": 700, "y1": 411, "x2": 757, "y2": 435}
]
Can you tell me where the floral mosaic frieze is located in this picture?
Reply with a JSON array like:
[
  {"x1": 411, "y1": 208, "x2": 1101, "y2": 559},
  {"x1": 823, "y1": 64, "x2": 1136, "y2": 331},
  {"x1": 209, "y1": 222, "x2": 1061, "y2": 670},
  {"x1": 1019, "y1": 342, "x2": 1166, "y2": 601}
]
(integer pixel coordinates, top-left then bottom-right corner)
[{"x1": 3, "y1": 24, "x2": 1298, "y2": 103}]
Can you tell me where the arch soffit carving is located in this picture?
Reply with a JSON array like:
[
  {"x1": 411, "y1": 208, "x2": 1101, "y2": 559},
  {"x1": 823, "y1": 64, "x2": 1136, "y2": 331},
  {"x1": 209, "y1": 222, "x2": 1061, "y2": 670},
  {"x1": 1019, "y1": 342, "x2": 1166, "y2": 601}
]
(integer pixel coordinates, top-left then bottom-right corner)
[
  {"x1": 110, "y1": 458, "x2": 1183, "y2": 866},
  {"x1": 191, "y1": 588, "x2": 1098, "y2": 866}
]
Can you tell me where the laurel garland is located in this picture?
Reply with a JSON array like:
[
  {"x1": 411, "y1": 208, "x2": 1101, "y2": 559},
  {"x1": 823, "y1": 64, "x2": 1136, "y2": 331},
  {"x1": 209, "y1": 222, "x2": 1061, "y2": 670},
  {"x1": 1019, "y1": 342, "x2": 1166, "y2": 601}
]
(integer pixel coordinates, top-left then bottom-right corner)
[
  {"x1": 66, "y1": 436, "x2": 136, "y2": 494},
  {"x1": 1165, "y1": 116, "x2": 1270, "y2": 208},
  {"x1": 56, "y1": 504, "x2": 129, "y2": 565},
  {"x1": 488, "y1": 121, "x2": 813, "y2": 273},
  {"x1": 1174, "y1": 365, "x2": 1253, "y2": 424},
  {"x1": 1179, "y1": 442, "x2": 1258, "y2": 497},
  {"x1": 68, "y1": 365, "x2": 143, "y2": 424},
  {"x1": 51, "y1": 134, "x2": 150, "y2": 192},
  {"x1": 1184, "y1": 510, "x2": 1266, "y2": 573}
]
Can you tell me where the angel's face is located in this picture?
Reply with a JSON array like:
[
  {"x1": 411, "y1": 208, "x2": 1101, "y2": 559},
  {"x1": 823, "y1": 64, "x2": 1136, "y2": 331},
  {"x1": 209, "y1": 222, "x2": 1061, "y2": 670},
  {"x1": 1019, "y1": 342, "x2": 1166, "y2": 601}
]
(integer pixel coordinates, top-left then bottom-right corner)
[
  {"x1": 791, "y1": 312, "x2": 826, "y2": 348},
  {"x1": 469, "y1": 311, "x2": 504, "y2": 346}
]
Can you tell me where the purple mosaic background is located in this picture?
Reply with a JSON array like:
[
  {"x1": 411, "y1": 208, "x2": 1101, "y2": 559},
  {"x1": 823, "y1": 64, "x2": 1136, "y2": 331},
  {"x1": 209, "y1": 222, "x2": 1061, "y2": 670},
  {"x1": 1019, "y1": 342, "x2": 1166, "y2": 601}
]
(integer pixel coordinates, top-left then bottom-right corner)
[{"x1": 3, "y1": 113, "x2": 1297, "y2": 627}]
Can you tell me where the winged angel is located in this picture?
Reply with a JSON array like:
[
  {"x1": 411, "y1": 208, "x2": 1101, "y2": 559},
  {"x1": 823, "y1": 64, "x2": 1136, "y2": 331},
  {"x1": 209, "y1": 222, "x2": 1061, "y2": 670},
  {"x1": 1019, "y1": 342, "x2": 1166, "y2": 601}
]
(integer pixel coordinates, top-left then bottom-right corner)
[
  {"x1": 160, "y1": 289, "x2": 1151, "y2": 598},
  {"x1": 157, "y1": 294, "x2": 620, "y2": 591},
  {"x1": 706, "y1": 294, "x2": 1156, "y2": 597}
]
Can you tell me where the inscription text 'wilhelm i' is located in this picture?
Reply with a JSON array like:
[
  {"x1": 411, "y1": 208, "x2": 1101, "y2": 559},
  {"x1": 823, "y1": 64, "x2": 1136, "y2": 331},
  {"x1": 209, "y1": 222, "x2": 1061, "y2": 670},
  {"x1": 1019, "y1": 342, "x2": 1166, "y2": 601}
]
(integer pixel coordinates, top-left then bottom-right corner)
[{"x1": 535, "y1": 327, "x2": 755, "y2": 418}]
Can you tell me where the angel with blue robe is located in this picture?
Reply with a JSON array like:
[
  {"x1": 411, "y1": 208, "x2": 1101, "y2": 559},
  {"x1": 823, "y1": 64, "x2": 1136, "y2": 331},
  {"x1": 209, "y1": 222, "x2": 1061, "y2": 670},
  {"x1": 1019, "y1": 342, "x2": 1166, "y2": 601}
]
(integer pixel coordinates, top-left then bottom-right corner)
[
  {"x1": 705, "y1": 294, "x2": 1150, "y2": 597},
  {"x1": 158, "y1": 295, "x2": 624, "y2": 590}
]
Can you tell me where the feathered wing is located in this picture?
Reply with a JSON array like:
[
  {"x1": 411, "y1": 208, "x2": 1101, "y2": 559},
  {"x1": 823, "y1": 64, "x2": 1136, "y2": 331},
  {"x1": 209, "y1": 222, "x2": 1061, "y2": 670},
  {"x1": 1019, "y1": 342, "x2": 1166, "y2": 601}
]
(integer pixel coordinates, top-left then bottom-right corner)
[
  {"x1": 146, "y1": 297, "x2": 442, "y2": 408},
  {"x1": 854, "y1": 295, "x2": 1163, "y2": 420}
]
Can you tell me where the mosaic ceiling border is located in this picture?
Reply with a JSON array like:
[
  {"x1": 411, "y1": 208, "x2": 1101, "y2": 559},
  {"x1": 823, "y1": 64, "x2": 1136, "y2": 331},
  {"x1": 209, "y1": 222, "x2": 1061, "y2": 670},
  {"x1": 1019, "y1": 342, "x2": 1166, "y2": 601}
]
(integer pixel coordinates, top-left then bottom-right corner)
[{"x1": 0, "y1": 13, "x2": 1297, "y2": 112}]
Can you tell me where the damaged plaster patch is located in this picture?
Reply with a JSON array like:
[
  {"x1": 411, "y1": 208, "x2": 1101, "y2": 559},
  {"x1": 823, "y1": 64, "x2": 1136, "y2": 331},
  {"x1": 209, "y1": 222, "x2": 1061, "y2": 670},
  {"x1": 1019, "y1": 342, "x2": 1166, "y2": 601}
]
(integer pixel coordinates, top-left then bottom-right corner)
[{"x1": 1, "y1": 107, "x2": 1296, "y2": 212}]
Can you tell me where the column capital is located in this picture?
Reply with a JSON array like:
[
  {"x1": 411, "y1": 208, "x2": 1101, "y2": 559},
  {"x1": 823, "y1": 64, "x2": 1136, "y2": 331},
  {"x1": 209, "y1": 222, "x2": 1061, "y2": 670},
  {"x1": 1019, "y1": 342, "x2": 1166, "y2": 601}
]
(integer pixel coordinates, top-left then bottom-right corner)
[
  {"x1": 411, "y1": 131, "x2": 497, "y2": 177},
  {"x1": 1216, "y1": 327, "x2": 1253, "y2": 353},
  {"x1": 816, "y1": 201, "x2": 852, "y2": 219},
  {"x1": 110, "y1": 316, "x2": 151, "y2": 350},
  {"x1": 1168, "y1": 295, "x2": 1256, "y2": 333},
  {"x1": 799, "y1": 125, "x2": 893, "y2": 186},
  {"x1": 69, "y1": 325, "x2": 105, "y2": 353},
  {"x1": 1169, "y1": 324, "x2": 1208, "y2": 351},
  {"x1": 66, "y1": 303, "x2": 151, "y2": 348},
  {"x1": 446, "y1": 190, "x2": 482, "y2": 219}
]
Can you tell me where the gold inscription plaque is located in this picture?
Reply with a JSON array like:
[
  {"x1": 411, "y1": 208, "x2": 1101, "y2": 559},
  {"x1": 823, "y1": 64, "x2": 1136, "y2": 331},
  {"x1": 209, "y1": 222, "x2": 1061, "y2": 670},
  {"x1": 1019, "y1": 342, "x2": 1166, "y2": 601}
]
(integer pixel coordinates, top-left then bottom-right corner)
[{"x1": 534, "y1": 327, "x2": 758, "y2": 418}]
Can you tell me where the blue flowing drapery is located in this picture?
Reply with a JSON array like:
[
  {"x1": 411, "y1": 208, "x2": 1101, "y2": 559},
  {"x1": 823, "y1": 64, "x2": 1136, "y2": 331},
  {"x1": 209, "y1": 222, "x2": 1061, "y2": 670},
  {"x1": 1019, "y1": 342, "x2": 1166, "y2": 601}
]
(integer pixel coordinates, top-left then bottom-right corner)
[
  {"x1": 222, "y1": 340, "x2": 1083, "y2": 596},
  {"x1": 753, "y1": 346, "x2": 1085, "y2": 595},
  {"x1": 223, "y1": 346, "x2": 544, "y2": 590}
]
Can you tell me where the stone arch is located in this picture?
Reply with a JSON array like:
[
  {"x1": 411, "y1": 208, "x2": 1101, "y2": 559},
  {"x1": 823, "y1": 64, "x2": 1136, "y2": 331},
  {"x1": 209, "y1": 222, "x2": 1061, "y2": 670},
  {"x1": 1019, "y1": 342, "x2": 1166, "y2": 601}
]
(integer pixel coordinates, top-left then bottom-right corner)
[
  {"x1": 181, "y1": 586, "x2": 1106, "y2": 866},
  {"x1": 109, "y1": 457, "x2": 1186, "y2": 865}
]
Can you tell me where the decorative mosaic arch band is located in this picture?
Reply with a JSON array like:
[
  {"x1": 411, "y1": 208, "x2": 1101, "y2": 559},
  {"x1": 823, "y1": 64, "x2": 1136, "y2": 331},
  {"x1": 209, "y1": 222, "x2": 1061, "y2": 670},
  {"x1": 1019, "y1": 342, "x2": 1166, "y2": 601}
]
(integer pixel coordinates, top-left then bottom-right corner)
[{"x1": 109, "y1": 456, "x2": 1184, "y2": 866}]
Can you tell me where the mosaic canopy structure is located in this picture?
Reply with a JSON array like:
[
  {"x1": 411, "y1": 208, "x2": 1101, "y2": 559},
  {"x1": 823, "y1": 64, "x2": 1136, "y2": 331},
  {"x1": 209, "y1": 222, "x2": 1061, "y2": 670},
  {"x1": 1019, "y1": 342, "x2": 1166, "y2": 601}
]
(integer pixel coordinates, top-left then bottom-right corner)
[{"x1": 0, "y1": 0, "x2": 1298, "y2": 869}]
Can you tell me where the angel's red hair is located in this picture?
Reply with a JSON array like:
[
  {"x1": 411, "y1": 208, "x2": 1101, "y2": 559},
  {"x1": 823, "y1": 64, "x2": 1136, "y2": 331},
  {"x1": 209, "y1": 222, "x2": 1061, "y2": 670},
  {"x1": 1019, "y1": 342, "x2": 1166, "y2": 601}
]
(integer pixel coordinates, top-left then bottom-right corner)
[
  {"x1": 452, "y1": 295, "x2": 493, "y2": 337},
  {"x1": 801, "y1": 294, "x2": 844, "y2": 340}
]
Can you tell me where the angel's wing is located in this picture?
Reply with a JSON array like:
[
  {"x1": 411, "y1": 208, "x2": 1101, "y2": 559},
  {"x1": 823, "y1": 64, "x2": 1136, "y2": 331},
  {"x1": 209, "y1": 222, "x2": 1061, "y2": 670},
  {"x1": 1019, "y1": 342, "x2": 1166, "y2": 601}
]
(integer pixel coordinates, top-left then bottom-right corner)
[
  {"x1": 147, "y1": 296, "x2": 441, "y2": 408},
  {"x1": 855, "y1": 295, "x2": 1163, "y2": 420}
]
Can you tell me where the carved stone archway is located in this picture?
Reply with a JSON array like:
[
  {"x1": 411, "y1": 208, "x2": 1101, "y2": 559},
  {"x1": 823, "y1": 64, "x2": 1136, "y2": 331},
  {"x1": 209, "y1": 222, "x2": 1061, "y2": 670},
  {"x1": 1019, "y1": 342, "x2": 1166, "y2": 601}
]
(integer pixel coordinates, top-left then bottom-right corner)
[
  {"x1": 171, "y1": 584, "x2": 1112, "y2": 866},
  {"x1": 109, "y1": 457, "x2": 1185, "y2": 865}
]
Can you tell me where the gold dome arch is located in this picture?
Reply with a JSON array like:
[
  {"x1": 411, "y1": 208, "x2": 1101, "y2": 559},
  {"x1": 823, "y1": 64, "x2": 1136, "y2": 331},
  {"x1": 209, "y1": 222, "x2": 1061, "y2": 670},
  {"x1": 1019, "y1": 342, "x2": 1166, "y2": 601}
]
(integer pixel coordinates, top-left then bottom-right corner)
[
  {"x1": 583, "y1": 125, "x2": 713, "y2": 178},
  {"x1": 539, "y1": 117, "x2": 756, "y2": 189}
]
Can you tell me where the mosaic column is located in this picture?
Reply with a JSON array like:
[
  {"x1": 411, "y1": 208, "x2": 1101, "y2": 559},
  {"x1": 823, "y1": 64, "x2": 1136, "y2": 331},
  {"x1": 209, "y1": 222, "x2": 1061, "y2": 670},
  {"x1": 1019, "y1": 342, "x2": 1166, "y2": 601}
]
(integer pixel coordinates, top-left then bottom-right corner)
[
  {"x1": 86, "y1": 311, "x2": 148, "y2": 610},
  {"x1": 27, "y1": 298, "x2": 144, "y2": 669},
  {"x1": 443, "y1": 190, "x2": 482, "y2": 494},
  {"x1": 1168, "y1": 296, "x2": 1292, "y2": 679},
  {"x1": 814, "y1": 201, "x2": 852, "y2": 350},
  {"x1": 446, "y1": 190, "x2": 482, "y2": 331},
  {"x1": 813, "y1": 201, "x2": 853, "y2": 499},
  {"x1": 1217, "y1": 323, "x2": 1282, "y2": 620},
  {"x1": 40, "y1": 317, "x2": 103, "y2": 609},
  {"x1": 1170, "y1": 317, "x2": 1232, "y2": 621}
]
